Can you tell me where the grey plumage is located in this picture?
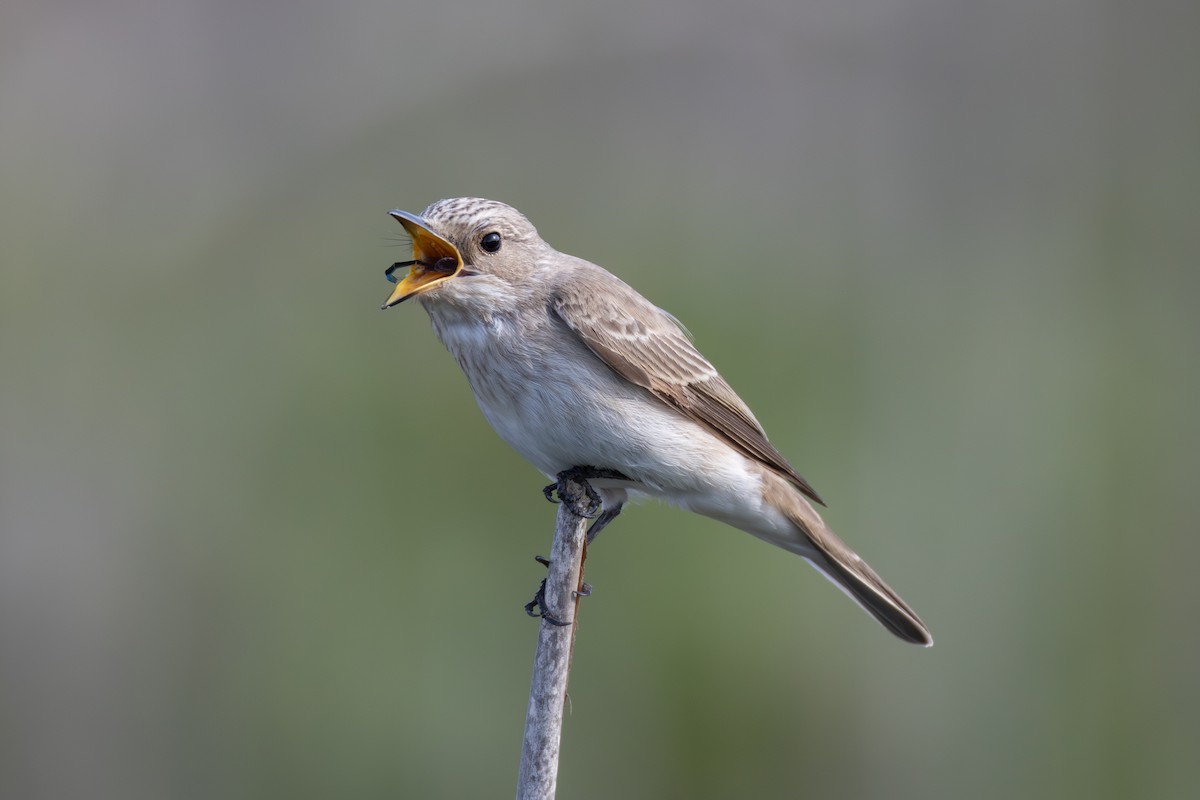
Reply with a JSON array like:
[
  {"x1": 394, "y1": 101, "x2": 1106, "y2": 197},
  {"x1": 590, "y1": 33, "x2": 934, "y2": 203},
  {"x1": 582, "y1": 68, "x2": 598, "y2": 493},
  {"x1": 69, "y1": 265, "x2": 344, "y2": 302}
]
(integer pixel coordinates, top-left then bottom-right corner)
[{"x1": 383, "y1": 198, "x2": 932, "y2": 646}]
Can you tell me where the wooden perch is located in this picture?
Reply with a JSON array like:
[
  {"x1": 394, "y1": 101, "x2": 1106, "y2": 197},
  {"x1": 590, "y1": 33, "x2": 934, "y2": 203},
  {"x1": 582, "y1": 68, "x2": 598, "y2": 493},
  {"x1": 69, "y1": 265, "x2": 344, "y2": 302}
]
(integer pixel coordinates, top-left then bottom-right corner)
[{"x1": 516, "y1": 476, "x2": 593, "y2": 800}]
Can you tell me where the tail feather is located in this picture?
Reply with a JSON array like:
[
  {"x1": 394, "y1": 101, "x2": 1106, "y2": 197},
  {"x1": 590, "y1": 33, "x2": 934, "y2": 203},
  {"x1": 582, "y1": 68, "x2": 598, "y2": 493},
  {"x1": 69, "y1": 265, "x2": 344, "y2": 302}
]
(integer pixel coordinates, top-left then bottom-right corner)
[
  {"x1": 763, "y1": 474, "x2": 933, "y2": 646},
  {"x1": 805, "y1": 550, "x2": 933, "y2": 646}
]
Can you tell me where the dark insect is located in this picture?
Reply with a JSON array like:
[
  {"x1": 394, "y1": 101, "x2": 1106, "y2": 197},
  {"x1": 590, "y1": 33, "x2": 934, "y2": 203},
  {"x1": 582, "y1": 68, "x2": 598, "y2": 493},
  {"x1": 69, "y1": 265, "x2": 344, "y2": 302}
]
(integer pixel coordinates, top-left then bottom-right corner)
[{"x1": 385, "y1": 260, "x2": 425, "y2": 284}]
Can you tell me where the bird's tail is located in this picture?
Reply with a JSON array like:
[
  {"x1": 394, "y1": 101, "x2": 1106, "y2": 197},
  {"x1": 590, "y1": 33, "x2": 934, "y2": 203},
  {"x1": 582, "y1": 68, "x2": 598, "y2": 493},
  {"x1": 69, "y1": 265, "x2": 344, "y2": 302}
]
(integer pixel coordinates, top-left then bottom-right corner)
[
  {"x1": 802, "y1": 548, "x2": 933, "y2": 646},
  {"x1": 763, "y1": 474, "x2": 933, "y2": 646}
]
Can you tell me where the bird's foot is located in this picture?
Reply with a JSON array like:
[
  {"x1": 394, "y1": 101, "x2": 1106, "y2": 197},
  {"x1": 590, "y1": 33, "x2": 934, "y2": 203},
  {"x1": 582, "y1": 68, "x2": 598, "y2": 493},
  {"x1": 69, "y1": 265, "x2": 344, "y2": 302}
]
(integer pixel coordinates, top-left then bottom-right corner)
[
  {"x1": 543, "y1": 466, "x2": 630, "y2": 519},
  {"x1": 524, "y1": 555, "x2": 571, "y2": 627},
  {"x1": 557, "y1": 477, "x2": 602, "y2": 519}
]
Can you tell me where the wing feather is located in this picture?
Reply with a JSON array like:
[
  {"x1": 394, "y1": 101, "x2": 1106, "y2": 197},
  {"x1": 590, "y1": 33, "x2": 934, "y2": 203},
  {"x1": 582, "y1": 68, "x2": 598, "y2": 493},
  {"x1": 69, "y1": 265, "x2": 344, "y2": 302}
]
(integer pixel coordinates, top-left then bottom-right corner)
[{"x1": 552, "y1": 274, "x2": 825, "y2": 505}]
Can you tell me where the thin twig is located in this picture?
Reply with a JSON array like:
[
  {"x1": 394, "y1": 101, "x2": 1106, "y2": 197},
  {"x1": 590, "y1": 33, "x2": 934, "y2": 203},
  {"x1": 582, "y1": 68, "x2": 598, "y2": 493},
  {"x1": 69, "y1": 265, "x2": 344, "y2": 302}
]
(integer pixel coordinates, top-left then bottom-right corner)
[{"x1": 516, "y1": 480, "x2": 591, "y2": 800}]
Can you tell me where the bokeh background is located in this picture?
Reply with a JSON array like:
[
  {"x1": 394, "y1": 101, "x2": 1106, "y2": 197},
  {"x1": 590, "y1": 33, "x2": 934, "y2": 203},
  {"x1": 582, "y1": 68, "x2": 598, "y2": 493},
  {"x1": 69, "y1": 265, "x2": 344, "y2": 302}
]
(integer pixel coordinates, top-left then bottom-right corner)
[{"x1": 3, "y1": 1, "x2": 1198, "y2": 798}]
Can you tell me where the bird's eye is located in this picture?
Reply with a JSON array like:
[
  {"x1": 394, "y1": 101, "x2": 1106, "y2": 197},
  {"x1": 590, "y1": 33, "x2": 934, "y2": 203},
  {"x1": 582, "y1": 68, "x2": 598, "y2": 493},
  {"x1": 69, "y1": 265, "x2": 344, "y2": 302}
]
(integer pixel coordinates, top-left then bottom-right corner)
[{"x1": 481, "y1": 232, "x2": 502, "y2": 253}]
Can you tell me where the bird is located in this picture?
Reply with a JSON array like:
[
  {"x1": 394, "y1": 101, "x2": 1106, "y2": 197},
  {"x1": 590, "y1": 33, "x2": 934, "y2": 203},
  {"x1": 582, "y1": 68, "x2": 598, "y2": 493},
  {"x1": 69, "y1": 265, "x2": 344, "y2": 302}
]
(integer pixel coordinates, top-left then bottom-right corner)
[{"x1": 381, "y1": 197, "x2": 932, "y2": 646}]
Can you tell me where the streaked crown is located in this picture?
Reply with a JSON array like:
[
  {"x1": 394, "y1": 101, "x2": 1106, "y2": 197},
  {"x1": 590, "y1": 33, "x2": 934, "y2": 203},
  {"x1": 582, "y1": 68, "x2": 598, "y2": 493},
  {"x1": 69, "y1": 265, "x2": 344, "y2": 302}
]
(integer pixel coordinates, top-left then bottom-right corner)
[{"x1": 421, "y1": 198, "x2": 540, "y2": 245}]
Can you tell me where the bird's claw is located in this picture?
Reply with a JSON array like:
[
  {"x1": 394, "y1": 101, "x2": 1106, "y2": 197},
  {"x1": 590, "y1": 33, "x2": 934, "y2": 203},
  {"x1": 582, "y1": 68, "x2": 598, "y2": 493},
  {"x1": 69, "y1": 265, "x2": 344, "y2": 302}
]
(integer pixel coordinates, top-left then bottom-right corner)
[
  {"x1": 543, "y1": 475, "x2": 590, "y2": 515},
  {"x1": 530, "y1": 467, "x2": 625, "y2": 624},
  {"x1": 548, "y1": 466, "x2": 627, "y2": 518},
  {"x1": 556, "y1": 479, "x2": 602, "y2": 519},
  {"x1": 525, "y1": 556, "x2": 591, "y2": 625},
  {"x1": 543, "y1": 478, "x2": 599, "y2": 518},
  {"x1": 525, "y1": 561, "x2": 571, "y2": 627}
]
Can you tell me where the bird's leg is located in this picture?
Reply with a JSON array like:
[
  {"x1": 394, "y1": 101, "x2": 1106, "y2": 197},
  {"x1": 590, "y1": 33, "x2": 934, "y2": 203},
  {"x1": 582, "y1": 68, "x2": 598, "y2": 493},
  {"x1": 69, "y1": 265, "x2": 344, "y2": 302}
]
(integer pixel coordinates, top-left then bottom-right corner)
[
  {"x1": 586, "y1": 503, "x2": 624, "y2": 544},
  {"x1": 529, "y1": 467, "x2": 629, "y2": 624}
]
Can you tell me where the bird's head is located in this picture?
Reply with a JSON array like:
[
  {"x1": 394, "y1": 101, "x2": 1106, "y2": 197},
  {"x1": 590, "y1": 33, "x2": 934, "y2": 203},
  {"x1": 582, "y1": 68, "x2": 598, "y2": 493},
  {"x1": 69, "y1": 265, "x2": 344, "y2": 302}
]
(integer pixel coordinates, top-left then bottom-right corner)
[{"x1": 381, "y1": 198, "x2": 544, "y2": 309}]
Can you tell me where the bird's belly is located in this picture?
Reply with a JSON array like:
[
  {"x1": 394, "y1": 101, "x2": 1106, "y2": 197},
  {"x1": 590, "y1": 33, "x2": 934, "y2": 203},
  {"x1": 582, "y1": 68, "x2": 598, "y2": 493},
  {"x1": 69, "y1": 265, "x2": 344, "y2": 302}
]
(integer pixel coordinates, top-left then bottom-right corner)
[
  {"x1": 481, "y1": 378, "x2": 794, "y2": 546},
  {"x1": 474, "y1": 358, "x2": 664, "y2": 479},
  {"x1": 438, "y1": 318, "x2": 744, "y2": 497},
  {"x1": 435, "y1": 315, "x2": 801, "y2": 546}
]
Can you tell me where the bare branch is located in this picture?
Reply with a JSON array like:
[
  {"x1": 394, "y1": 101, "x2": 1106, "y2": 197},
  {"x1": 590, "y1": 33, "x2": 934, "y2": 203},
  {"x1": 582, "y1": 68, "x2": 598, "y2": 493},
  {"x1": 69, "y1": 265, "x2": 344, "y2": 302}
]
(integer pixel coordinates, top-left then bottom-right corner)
[{"x1": 516, "y1": 481, "x2": 591, "y2": 800}]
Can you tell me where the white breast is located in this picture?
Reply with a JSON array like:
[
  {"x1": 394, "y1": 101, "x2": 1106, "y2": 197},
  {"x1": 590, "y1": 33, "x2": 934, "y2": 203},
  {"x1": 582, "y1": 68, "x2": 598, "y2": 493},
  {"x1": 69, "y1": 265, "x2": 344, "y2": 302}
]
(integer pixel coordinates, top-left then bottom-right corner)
[
  {"x1": 420, "y1": 291, "x2": 776, "y2": 539},
  {"x1": 427, "y1": 296, "x2": 681, "y2": 470}
]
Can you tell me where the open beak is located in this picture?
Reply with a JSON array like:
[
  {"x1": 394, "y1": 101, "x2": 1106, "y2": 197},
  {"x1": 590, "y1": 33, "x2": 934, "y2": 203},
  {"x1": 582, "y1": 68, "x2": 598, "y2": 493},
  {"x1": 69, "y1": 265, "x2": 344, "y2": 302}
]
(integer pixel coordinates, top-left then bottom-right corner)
[{"x1": 381, "y1": 210, "x2": 464, "y2": 309}]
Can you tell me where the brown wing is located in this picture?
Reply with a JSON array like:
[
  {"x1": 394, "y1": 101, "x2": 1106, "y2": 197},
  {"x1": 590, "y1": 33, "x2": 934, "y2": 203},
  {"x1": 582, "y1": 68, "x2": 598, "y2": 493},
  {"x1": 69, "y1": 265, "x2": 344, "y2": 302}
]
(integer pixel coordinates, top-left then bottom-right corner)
[{"x1": 551, "y1": 273, "x2": 825, "y2": 506}]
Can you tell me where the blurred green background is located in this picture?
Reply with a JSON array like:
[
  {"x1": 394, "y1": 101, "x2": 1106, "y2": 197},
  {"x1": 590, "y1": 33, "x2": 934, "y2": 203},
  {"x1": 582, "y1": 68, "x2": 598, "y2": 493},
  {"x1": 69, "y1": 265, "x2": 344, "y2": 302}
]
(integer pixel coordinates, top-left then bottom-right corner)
[{"x1": 2, "y1": 2, "x2": 1198, "y2": 798}]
